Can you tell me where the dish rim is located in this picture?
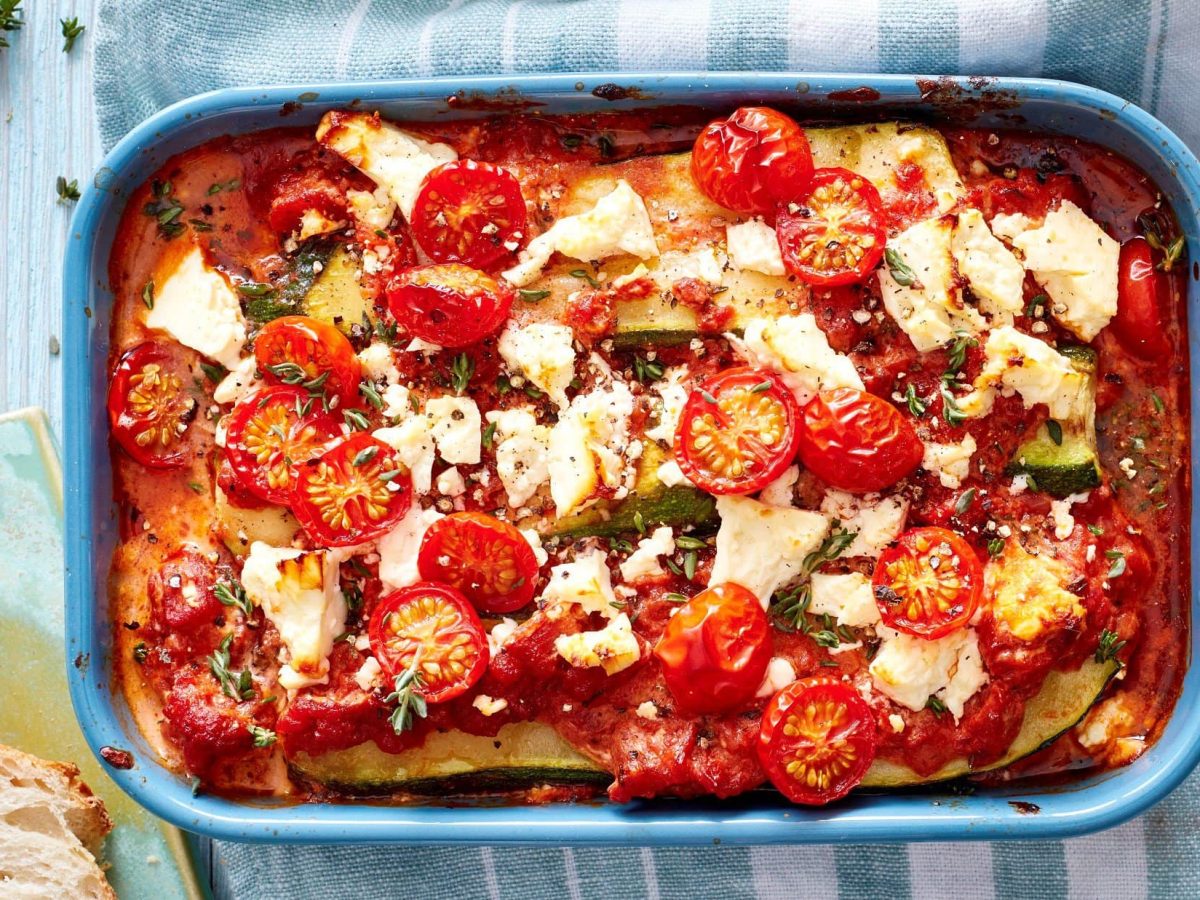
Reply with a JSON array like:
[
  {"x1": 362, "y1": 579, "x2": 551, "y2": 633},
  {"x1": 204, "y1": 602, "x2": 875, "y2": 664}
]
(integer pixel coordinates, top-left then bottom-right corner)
[{"x1": 63, "y1": 71, "x2": 1200, "y2": 845}]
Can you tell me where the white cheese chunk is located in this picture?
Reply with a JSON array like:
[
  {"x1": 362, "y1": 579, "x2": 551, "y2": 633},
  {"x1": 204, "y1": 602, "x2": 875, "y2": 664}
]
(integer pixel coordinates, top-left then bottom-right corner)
[
  {"x1": 922, "y1": 435, "x2": 977, "y2": 489},
  {"x1": 818, "y1": 491, "x2": 908, "y2": 559},
  {"x1": 656, "y1": 459, "x2": 690, "y2": 488},
  {"x1": 487, "y1": 617, "x2": 520, "y2": 656},
  {"x1": 213, "y1": 355, "x2": 258, "y2": 405},
  {"x1": 346, "y1": 186, "x2": 397, "y2": 232},
  {"x1": 644, "y1": 366, "x2": 691, "y2": 446},
  {"x1": 487, "y1": 407, "x2": 552, "y2": 508},
  {"x1": 377, "y1": 504, "x2": 444, "y2": 591},
  {"x1": 436, "y1": 467, "x2": 466, "y2": 497},
  {"x1": 1011, "y1": 200, "x2": 1119, "y2": 341},
  {"x1": 951, "y1": 209, "x2": 1026, "y2": 323},
  {"x1": 502, "y1": 180, "x2": 660, "y2": 286},
  {"x1": 520, "y1": 528, "x2": 549, "y2": 567},
  {"x1": 869, "y1": 626, "x2": 987, "y2": 719},
  {"x1": 353, "y1": 656, "x2": 383, "y2": 692},
  {"x1": 709, "y1": 495, "x2": 831, "y2": 608},
  {"x1": 554, "y1": 612, "x2": 641, "y2": 675},
  {"x1": 316, "y1": 111, "x2": 457, "y2": 219},
  {"x1": 374, "y1": 419, "x2": 436, "y2": 495},
  {"x1": 1049, "y1": 491, "x2": 1090, "y2": 540},
  {"x1": 989, "y1": 212, "x2": 1036, "y2": 241},
  {"x1": 548, "y1": 382, "x2": 634, "y2": 517},
  {"x1": 726, "y1": 218, "x2": 785, "y2": 276},
  {"x1": 961, "y1": 326, "x2": 1092, "y2": 421},
  {"x1": 425, "y1": 395, "x2": 482, "y2": 465},
  {"x1": 754, "y1": 657, "x2": 798, "y2": 699},
  {"x1": 358, "y1": 342, "x2": 401, "y2": 382},
  {"x1": 542, "y1": 548, "x2": 620, "y2": 619},
  {"x1": 733, "y1": 314, "x2": 863, "y2": 405},
  {"x1": 758, "y1": 465, "x2": 799, "y2": 509},
  {"x1": 809, "y1": 572, "x2": 881, "y2": 629},
  {"x1": 498, "y1": 322, "x2": 577, "y2": 410},
  {"x1": 635, "y1": 700, "x2": 659, "y2": 720},
  {"x1": 878, "y1": 216, "x2": 986, "y2": 352},
  {"x1": 241, "y1": 543, "x2": 346, "y2": 691},
  {"x1": 472, "y1": 695, "x2": 509, "y2": 717},
  {"x1": 618, "y1": 526, "x2": 676, "y2": 582},
  {"x1": 146, "y1": 245, "x2": 248, "y2": 368}
]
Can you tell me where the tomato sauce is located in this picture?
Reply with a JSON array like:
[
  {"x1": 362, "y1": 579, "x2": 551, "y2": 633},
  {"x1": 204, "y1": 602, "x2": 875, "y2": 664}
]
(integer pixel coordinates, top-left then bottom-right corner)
[{"x1": 105, "y1": 107, "x2": 1190, "y2": 804}]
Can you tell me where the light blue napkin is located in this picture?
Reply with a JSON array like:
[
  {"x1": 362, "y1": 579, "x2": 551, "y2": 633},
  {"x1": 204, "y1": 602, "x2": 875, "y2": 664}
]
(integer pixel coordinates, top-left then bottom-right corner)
[{"x1": 95, "y1": 2, "x2": 1200, "y2": 897}]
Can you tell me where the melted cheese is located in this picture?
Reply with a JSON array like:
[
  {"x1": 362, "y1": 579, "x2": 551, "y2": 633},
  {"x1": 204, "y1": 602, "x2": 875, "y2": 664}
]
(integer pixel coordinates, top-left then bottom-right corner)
[
  {"x1": 961, "y1": 326, "x2": 1092, "y2": 421},
  {"x1": 554, "y1": 613, "x2": 640, "y2": 675},
  {"x1": 146, "y1": 244, "x2": 247, "y2": 368},
  {"x1": 541, "y1": 548, "x2": 620, "y2": 619},
  {"x1": 377, "y1": 505, "x2": 444, "y2": 591},
  {"x1": 548, "y1": 382, "x2": 634, "y2": 517},
  {"x1": 734, "y1": 314, "x2": 863, "y2": 405},
  {"x1": 498, "y1": 322, "x2": 577, "y2": 410},
  {"x1": 986, "y1": 540, "x2": 1087, "y2": 641},
  {"x1": 726, "y1": 218, "x2": 785, "y2": 276},
  {"x1": 818, "y1": 491, "x2": 908, "y2": 558},
  {"x1": 809, "y1": 572, "x2": 881, "y2": 629},
  {"x1": 869, "y1": 626, "x2": 987, "y2": 719},
  {"x1": 951, "y1": 208, "x2": 1026, "y2": 323},
  {"x1": 487, "y1": 407, "x2": 552, "y2": 508}
]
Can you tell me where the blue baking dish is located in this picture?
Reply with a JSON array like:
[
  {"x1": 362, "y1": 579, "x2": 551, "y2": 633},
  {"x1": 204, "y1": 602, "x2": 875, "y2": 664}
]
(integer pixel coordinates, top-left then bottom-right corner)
[{"x1": 64, "y1": 72, "x2": 1200, "y2": 844}]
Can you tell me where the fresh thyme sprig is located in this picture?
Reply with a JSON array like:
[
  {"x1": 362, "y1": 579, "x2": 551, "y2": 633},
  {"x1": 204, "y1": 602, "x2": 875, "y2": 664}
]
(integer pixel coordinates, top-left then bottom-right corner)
[
  {"x1": 60, "y1": 16, "x2": 84, "y2": 53},
  {"x1": 213, "y1": 579, "x2": 253, "y2": 618},
  {"x1": 207, "y1": 634, "x2": 255, "y2": 701},
  {"x1": 385, "y1": 655, "x2": 428, "y2": 735},
  {"x1": 770, "y1": 522, "x2": 858, "y2": 631}
]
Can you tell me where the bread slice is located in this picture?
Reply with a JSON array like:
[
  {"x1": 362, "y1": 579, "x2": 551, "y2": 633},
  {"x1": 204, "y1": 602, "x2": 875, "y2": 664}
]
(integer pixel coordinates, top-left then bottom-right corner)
[{"x1": 0, "y1": 744, "x2": 115, "y2": 899}]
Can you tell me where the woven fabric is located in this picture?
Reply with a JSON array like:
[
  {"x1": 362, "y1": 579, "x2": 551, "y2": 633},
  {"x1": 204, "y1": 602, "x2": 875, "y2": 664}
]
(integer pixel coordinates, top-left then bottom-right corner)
[{"x1": 94, "y1": 2, "x2": 1200, "y2": 897}]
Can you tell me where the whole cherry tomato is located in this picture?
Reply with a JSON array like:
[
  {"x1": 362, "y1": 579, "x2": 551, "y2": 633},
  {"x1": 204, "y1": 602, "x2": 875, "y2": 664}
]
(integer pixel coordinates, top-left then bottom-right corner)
[
  {"x1": 796, "y1": 388, "x2": 924, "y2": 493},
  {"x1": 675, "y1": 367, "x2": 802, "y2": 495},
  {"x1": 757, "y1": 676, "x2": 877, "y2": 805},
  {"x1": 368, "y1": 582, "x2": 489, "y2": 703},
  {"x1": 776, "y1": 167, "x2": 886, "y2": 286},
  {"x1": 1110, "y1": 237, "x2": 1168, "y2": 360},
  {"x1": 653, "y1": 582, "x2": 773, "y2": 716},
  {"x1": 417, "y1": 512, "x2": 541, "y2": 614},
  {"x1": 290, "y1": 433, "x2": 411, "y2": 547},
  {"x1": 223, "y1": 386, "x2": 343, "y2": 505},
  {"x1": 410, "y1": 160, "x2": 527, "y2": 270},
  {"x1": 386, "y1": 263, "x2": 513, "y2": 348},
  {"x1": 107, "y1": 341, "x2": 198, "y2": 469},
  {"x1": 873, "y1": 526, "x2": 983, "y2": 639},
  {"x1": 690, "y1": 107, "x2": 815, "y2": 215},
  {"x1": 254, "y1": 315, "x2": 362, "y2": 404}
]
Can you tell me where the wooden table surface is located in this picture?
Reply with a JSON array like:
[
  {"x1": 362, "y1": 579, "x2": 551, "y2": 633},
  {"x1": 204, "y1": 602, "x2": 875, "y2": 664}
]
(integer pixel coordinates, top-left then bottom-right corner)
[{"x1": 1, "y1": 2, "x2": 231, "y2": 894}]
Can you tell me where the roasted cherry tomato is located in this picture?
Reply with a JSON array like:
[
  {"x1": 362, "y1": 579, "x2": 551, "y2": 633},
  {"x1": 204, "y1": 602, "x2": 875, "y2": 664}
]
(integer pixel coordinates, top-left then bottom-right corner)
[
  {"x1": 776, "y1": 167, "x2": 886, "y2": 286},
  {"x1": 675, "y1": 368, "x2": 802, "y2": 495},
  {"x1": 368, "y1": 582, "x2": 489, "y2": 703},
  {"x1": 757, "y1": 676, "x2": 877, "y2": 805},
  {"x1": 386, "y1": 263, "x2": 514, "y2": 348},
  {"x1": 873, "y1": 526, "x2": 983, "y2": 639},
  {"x1": 254, "y1": 315, "x2": 362, "y2": 404},
  {"x1": 653, "y1": 582, "x2": 772, "y2": 716},
  {"x1": 796, "y1": 388, "x2": 923, "y2": 493},
  {"x1": 148, "y1": 548, "x2": 224, "y2": 635},
  {"x1": 223, "y1": 386, "x2": 342, "y2": 505},
  {"x1": 107, "y1": 341, "x2": 198, "y2": 469},
  {"x1": 417, "y1": 512, "x2": 540, "y2": 614},
  {"x1": 1111, "y1": 237, "x2": 1169, "y2": 360},
  {"x1": 410, "y1": 160, "x2": 527, "y2": 270},
  {"x1": 690, "y1": 107, "x2": 814, "y2": 215},
  {"x1": 291, "y1": 433, "x2": 411, "y2": 547},
  {"x1": 267, "y1": 169, "x2": 349, "y2": 237}
]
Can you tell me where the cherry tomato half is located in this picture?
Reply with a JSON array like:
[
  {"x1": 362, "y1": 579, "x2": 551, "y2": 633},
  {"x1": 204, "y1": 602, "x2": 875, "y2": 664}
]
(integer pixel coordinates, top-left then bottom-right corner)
[
  {"x1": 224, "y1": 386, "x2": 343, "y2": 505},
  {"x1": 411, "y1": 160, "x2": 527, "y2": 270},
  {"x1": 368, "y1": 582, "x2": 489, "y2": 703},
  {"x1": 254, "y1": 315, "x2": 362, "y2": 404},
  {"x1": 690, "y1": 107, "x2": 814, "y2": 215},
  {"x1": 872, "y1": 526, "x2": 983, "y2": 639},
  {"x1": 291, "y1": 433, "x2": 411, "y2": 547},
  {"x1": 1111, "y1": 237, "x2": 1168, "y2": 360},
  {"x1": 417, "y1": 512, "x2": 540, "y2": 614},
  {"x1": 776, "y1": 167, "x2": 886, "y2": 286},
  {"x1": 675, "y1": 368, "x2": 802, "y2": 495},
  {"x1": 653, "y1": 582, "x2": 772, "y2": 716},
  {"x1": 386, "y1": 263, "x2": 514, "y2": 348},
  {"x1": 757, "y1": 676, "x2": 877, "y2": 805},
  {"x1": 796, "y1": 388, "x2": 923, "y2": 494},
  {"x1": 107, "y1": 341, "x2": 198, "y2": 469}
]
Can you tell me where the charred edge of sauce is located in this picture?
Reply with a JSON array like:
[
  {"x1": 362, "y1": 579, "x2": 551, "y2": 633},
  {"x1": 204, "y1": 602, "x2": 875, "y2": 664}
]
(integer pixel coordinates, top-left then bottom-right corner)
[
  {"x1": 591, "y1": 83, "x2": 649, "y2": 102},
  {"x1": 445, "y1": 88, "x2": 545, "y2": 112},
  {"x1": 279, "y1": 101, "x2": 304, "y2": 118},
  {"x1": 74, "y1": 652, "x2": 88, "y2": 671},
  {"x1": 826, "y1": 86, "x2": 882, "y2": 103},
  {"x1": 100, "y1": 746, "x2": 136, "y2": 770},
  {"x1": 1008, "y1": 800, "x2": 1041, "y2": 815},
  {"x1": 914, "y1": 77, "x2": 1022, "y2": 120}
]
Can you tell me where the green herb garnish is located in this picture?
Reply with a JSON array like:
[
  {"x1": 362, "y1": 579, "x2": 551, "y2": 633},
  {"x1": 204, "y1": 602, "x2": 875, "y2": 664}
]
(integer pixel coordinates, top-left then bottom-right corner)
[{"x1": 60, "y1": 16, "x2": 84, "y2": 53}]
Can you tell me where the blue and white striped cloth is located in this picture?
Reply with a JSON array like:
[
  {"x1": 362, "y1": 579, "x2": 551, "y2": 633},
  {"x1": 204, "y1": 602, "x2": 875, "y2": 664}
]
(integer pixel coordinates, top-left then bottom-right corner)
[{"x1": 95, "y1": 2, "x2": 1200, "y2": 897}]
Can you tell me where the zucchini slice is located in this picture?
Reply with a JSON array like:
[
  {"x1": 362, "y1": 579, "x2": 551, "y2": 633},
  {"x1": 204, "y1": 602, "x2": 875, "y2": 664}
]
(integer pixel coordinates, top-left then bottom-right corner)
[
  {"x1": 1007, "y1": 345, "x2": 1102, "y2": 498},
  {"x1": 545, "y1": 441, "x2": 717, "y2": 538},
  {"x1": 302, "y1": 244, "x2": 375, "y2": 333},
  {"x1": 289, "y1": 722, "x2": 608, "y2": 795},
  {"x1": 862, "y1": 657, "x2": 1119, "y2": 787},
  {"x1": 213, "y1": 486, "x2": 299, "y2": 555},
  {"x1": 291, "y1": 659, "x2": 1117, "y2": 796}
]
